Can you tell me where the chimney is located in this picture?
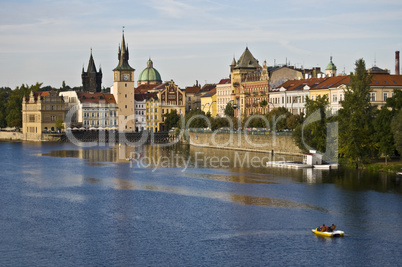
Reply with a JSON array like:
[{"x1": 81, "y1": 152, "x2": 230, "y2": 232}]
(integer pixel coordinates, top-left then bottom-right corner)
[{"x1": 396, "y1": 51, "x2": 400, "y2": 75}]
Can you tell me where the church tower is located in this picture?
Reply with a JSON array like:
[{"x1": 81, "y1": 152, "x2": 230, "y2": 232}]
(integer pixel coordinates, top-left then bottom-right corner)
[
  {"x1": 326, "y1": 56, "x2": 337, "y2": 77},
  {"x1": 113, "y1": 30, "x2": 135, "y2": 132},
  {"x1": 82, "y1": 49, "x2": 102, "y2": 92}
]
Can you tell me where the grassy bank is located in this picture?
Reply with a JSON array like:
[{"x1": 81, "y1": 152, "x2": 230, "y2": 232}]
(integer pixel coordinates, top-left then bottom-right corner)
[{"x1": 365, "y1": 159, "x2": 402, "y2": 174}]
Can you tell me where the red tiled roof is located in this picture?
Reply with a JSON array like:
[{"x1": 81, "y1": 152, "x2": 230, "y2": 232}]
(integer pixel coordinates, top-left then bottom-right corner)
[
  {"x1": 278, "y1": 78, "x2": 327, "y2": 91},
  {"x1": 135, "y1": 84, "x2": 159, "y2": 94},
  {"x1": 201, "y1": 88, "x2": 216, "y2": 97},
  {"x1": 218, "y1": 78, "x2": 231, "y2": 84},
  {"x1": 370, "y1": 74, "x2": 402, "y2": 86},
  {"x1": 185, "y1": 86, "x2": 201, "y2": 94},
  {"x1": 200, "y1": 83, "x2": 216, "y2": 93},
  {"x1": 312, "y1": 76, "x2": 350, "y2": 90},
  {"x1": 77, "y1": 92, "x2": 116, "y2": 104}
]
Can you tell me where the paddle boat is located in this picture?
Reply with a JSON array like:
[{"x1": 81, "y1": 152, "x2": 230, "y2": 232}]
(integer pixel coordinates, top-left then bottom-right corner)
[{"x1": 312, "y1": 228, "x2": 344, "y2": 237}]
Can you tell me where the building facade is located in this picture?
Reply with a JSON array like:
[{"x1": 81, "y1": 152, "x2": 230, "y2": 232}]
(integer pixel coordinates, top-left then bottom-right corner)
[
  {"x1": 200, "y1": 87, "x2": 217, "y2": 117},
  {"x1": 216, "y1": 78, "x2": 231, "y2": 117},
  {"x1": 146, "y1": 80, "x2": 186, "y2": 132},
  {"x1": 22, "y1": 90, "x2": 66, "y2": 134},
  {"x1": 230, "y1": 48, "x2": 270, "y2": 119}
]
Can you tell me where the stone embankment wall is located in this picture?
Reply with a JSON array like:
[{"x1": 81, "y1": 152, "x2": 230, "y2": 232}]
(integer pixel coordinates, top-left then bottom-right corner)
[
  {"x1": 188, "y1": 132, "x2": 302, "y2": 155},
  {"x1": 0, "y1": 132, "x2": 61, "y2": 142}
]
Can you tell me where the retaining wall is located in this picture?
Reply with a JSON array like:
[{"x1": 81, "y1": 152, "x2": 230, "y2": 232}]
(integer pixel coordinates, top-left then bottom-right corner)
[{"x1": 188, "y1": 132, "x2": 302, "y2": 155}]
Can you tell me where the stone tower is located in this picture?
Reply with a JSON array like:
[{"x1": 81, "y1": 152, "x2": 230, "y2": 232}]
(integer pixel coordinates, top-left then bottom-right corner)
[
  {"x1": 82, "y1": 49, "x2": 102, "y2": 92},
  {"x1": 112, "y1": 31, "x2": 136, "y2": 132}
]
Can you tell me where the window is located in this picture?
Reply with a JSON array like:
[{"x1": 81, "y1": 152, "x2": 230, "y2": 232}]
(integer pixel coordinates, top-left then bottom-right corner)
[
  {"x1": 339, "y1": 94, "x2": 343, "y2": 102},
  {"x1": 332, "y1": 94, "x2": 337, "y2": 102},
  {"x1": 383, "y1": 92, "x2": 388, "y2": 101},
  {"x1": 370, "y1": 92, "x2": 376, "y2": 102},
  {"x1": 29, "y1": 115, "x2": 35, "y2": 122}
]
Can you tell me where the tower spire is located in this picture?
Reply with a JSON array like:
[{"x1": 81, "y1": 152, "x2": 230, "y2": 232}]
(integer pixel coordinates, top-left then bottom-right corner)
[{"x1": 113, "y1": 28, "x2": 134, "y2": 71}]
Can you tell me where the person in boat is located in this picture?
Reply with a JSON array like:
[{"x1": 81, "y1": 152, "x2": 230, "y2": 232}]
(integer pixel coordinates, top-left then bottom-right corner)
[
  {"x1": 319, "y1": 224, "x2": 327, "y2": 232},
  {"x1": 329, "y1": 224, "x2": 336, "y2": 232}
]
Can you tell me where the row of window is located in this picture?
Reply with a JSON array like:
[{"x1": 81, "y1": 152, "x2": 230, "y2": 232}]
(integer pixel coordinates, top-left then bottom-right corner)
[
  {"x1": 83, "y1": 120, "x2": 117, "y2": 126},
  {"x1": 83, "y1": 111, "x2": 117, "y2": 118}
]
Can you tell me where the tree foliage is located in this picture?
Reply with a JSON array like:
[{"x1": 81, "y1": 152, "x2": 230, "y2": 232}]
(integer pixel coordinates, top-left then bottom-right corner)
[
  {"x1": 4, "y1": 83, "x2": 42, "y2": 128},
  {"x1": 292, "y1": 95, "x2": 329, "y2": 153},
  {"x1": 164, "y1": 109, "x2": 181, "y2": 131},
  {"x1": 391, "y1": 109, "x2": 402, "y2": 155},
  {"x1": 338, "y1": 59, "x2": 377, "y2": 167},
  {"x1": 224, "y1": 102, "x2": 234, "y2": 117}
]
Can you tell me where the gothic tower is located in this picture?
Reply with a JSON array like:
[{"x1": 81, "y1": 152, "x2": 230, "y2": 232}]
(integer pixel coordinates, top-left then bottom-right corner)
[
  {"x1": 113, "y1": 31, "x2": 135, "y2": 132},
  {"x1": 82, "y1": 49, "x2": 102, "y2": 92}
]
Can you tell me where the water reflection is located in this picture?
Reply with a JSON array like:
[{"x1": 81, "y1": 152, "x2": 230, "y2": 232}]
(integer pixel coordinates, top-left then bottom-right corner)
[
  {"x1": 41, "y1": 143, "x2": 402, "y2": 194},
  {"x1": 109, "y1": 177, "x2": 327, "y2": 211}
]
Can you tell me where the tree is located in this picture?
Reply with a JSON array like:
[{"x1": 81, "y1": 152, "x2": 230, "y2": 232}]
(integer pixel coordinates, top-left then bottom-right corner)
[
  {"x1": 5, "y1": 83, "x2": 42, "y2": 128},
  {"x1": 265, "y1": 107, "x2": 291, "y2": 131},
  {"x1": 0, "y1": 88, "x2": 11, "y2": 128},
  {"x1": 164, "y1": 109, "x2": 180, "y2": 131},
  {"x1": 292, "y1": 95, "x2": 329, "y2": 153},
  {"x1": 373, "y1": 106, "x2": 395, "y2": 162},
  {"x1": 184, "y1": 109, "x2": 209, "y2": 129},
  {"x1": 55, "y1": 118, "x2": 64, "y2": 131},
  {"x1": 391, "y1": 110, "x2": 402, "y2": 155},
  {"x1": 224, "y1": 102, "x2": 234, "y2": 117},
  {"x1": 338, "y1": 59, "x2": 377, "y2": 167}
]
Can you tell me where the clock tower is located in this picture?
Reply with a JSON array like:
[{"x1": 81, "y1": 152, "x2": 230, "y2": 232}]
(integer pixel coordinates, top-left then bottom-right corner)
[{"x1": 113, "y1": 31, "x2": 135, "y2": 132}]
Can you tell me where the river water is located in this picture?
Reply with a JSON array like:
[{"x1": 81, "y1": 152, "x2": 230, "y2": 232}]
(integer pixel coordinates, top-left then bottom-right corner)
[{"x1": 0, "y1": 141, "x2": 401, "y2": 266}]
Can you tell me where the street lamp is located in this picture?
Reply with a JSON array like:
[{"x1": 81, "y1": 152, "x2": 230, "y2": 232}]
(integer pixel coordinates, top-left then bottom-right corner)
[{"x1": 208, "y1": 101, "x2": 216, "y2": 115}]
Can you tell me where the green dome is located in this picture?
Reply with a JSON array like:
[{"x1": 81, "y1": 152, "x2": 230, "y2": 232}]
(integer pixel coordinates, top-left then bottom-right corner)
[
  {"x1": 138, "y1": 59, "x2": 162, "y2": 82},
  {"x1": 326, "y1": 57, "x2": 337, "y2": 70}
]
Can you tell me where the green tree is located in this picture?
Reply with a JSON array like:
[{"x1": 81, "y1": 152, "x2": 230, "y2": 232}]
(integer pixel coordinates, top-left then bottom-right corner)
[
  {"x1": 185, "y1": 109, "x2": 209, "y2": 129},
  {"x1": 0, "y1": 88, "x2": 11, "y2": 128},
  {"x1": 164, "y1": 109, "x2": 180, "y2": 131},
  {"x1": 292, "y1": 95, "x2": 329, "y2": 153},
  {"x1": 5, "y1": 83, "x2": 42, "y2": 128},
  {"x1": 338, "y1": 59, "x2": 377, "y2": 168},
  {"x1": 373, "y1": 106, "x2": 395, "y2": 162},
  {"x1": 391, "y1": 109, "x2": 402, "y2": 155},
  {"x1": 55, "y1": 118, "x2": 64, "y2": 131},
  {"x1": 224, "y1": 102, "x2": 234, "y2": 117},
  {"x1": 265, "y1": 107, "x2": 291, "y2": 131}
]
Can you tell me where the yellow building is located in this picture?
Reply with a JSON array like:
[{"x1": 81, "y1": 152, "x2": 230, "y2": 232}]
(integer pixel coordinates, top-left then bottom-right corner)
[
  {"x1": 146, "y1": 80, "x2": 186, "y2": 132},
  {"x1": 22, "y1": 90, "x2": 66, "y2": 136},
  {"x1": 200, "y1": 87, "x2": 217, "y2": 117}
]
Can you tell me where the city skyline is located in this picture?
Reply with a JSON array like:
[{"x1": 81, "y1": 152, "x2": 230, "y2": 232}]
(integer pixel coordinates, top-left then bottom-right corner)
[{"x1": 1, "y1": 0, "x2": 402, "y2": 89}]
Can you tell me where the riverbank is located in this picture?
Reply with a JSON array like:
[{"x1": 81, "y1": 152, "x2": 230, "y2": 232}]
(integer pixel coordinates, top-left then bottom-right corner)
[{"x1": 365, "y1": 160, "x2": 402, "y2": 174}]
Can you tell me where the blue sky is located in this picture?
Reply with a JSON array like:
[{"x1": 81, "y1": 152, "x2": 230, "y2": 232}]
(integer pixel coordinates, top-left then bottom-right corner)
[{"x1": 1, "y1": 0, "x2": 402, "y2": 89}]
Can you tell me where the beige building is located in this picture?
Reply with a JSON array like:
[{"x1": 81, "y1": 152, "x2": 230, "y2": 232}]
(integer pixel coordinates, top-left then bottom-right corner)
[
  {"x1": 146, "y1": 80, "x2": 186, "y2": 132},
  {"x1": 22, "y1": 90, "x2": 66, "y2": 135},
  {"x1": 230, "y1": 48, "x2": 270, "y2": 119},
  {"x1": 112, "y1": 32, "x2": 136, "y2": 132}
]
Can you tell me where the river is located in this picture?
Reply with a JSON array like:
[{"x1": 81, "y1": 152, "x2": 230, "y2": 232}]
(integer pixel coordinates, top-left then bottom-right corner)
[{"x1": 0, "y1": 141, "x2": 401, "y2": 266}]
